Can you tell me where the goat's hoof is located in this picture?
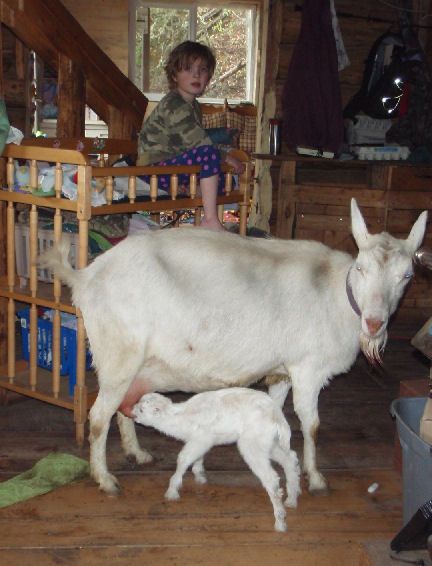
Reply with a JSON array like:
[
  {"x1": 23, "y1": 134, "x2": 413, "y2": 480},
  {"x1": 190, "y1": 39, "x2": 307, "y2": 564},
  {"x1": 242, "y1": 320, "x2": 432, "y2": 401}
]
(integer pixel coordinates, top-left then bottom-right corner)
[
  {"x1": 194, "y1": 475, "x2": 207, "y2": 485},
  {"x1": 307, "y1": 472, "x2": 329, "y2": 496},
  {"x1": 284, "y1": 496, "x2": 298, "y2": 508},
  {"x1": 274, "y1": 521, "x2": 287, "y2": 533},
  {"x1": 126, "y1": 450, "x2": 153, "y2": 467},
  {"x1": 135, "y1": 449, "x2": 154, "y2": 465},
  {"x1": 308, "y1": 484, "x2": 329, "y2": 496},
  {"x1": 98, "y1": 473, "x2": 121, "y2": 496},
  {"x1": 165, "y1": 489, "x2": 180, "y2": 501}
]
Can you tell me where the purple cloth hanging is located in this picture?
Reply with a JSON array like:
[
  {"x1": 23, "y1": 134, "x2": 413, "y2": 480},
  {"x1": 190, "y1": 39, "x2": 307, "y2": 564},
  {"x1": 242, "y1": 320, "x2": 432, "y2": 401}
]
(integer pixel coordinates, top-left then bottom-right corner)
[{"x1": 282, "y1": 0, "x2": 344, "y2": 155}]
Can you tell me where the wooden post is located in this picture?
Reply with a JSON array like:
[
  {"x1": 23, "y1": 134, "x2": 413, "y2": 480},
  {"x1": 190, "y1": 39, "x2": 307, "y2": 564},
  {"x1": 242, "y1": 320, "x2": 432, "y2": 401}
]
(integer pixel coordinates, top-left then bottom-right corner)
[
  {"x1": 74, "y1": 164, "x2": 91, "y2": 447},
  {"x1": 52, "y1": 162, "x2": 63, "y2": 398},
  {"x1": 0, "y1": 200, "x2": 6, "y2": 368},
  {"x1": 0, "y1": 26, "x2": 6, "y2": 368},
  {"x1": 6, "y1": 200, "x2": 15, "y2": 381},
  {"x1": 107, "y1": 105, "x2": 136, "y2": 140},
  {"x1": 56, "y1": 53, "x2": 85, "y2": 138},
  {"x1": 170, "y1": 174, "x2": 178, "y2": 200},
  {"x1": 276, "y1": 160, "x2": 297, "y2": 239},
  {"x1": 128, "y1": 176, "x2": 136, "y2": 203}
]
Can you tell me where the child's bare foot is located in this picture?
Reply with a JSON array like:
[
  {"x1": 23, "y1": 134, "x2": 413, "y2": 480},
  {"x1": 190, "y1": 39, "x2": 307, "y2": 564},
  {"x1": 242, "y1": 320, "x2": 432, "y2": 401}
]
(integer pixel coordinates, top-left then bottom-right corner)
[{"x1": 200, "y1": 217, "x2": 226, "y2": 232}]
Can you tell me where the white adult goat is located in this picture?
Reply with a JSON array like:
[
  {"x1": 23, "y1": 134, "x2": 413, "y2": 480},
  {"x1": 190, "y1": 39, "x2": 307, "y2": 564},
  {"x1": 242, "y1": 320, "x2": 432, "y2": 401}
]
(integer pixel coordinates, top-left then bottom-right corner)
[
  {"x1": 132, "y1": 389, "x2": 301, "y2": 532},
  {"x1": 39, "y1": 198, "x2": 427, "y2": 496}
]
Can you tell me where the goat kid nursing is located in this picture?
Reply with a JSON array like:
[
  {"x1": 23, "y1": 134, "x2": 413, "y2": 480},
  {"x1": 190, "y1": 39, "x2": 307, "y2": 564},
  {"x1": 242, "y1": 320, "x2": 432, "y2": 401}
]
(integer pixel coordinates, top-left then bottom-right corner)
[
  {"x1": 39, "y1": 198, "x2": 427, "y2": 497},
  {"x1": 132, "y1": 388, "x2": 301, "y2": 532}
]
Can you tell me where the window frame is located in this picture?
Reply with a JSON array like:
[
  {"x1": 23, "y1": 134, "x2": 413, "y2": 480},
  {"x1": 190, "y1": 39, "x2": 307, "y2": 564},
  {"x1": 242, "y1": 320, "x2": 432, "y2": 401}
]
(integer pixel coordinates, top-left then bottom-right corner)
[{"x1": 128, "y1": 0, "x2": 260, "y2": 105}]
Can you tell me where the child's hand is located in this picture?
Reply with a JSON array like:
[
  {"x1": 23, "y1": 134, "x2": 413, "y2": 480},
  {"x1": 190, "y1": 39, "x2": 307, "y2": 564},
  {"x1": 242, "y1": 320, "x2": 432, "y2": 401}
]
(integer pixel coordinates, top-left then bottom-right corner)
[{"x1": 225, "y1": 154, "x2": 245, "y2": 175}]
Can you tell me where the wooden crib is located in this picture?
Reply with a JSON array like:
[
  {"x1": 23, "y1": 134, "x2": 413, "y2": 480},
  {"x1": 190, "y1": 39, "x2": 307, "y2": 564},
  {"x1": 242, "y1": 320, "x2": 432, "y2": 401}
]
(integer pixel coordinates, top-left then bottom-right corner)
[{"x1": 0, "y1": 138, "x2": 253, "y2": 445}]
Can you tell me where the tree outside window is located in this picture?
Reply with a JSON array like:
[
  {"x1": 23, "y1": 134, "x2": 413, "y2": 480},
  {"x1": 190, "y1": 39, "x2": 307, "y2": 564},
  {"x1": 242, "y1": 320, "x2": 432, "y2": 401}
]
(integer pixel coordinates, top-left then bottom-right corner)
[{"x1": 132, "y1": 2, "x2": 257, "y2": 103}]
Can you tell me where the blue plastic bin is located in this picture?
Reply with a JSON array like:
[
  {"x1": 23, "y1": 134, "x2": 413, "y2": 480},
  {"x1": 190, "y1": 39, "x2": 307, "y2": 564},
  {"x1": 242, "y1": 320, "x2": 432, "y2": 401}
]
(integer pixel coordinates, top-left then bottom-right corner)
[
  {"x1": 391, "y1": 397, "x2": 432, "y2": 524},
  {"x1": 18, "y1": 307, "x2": 92, "y2": 395}
]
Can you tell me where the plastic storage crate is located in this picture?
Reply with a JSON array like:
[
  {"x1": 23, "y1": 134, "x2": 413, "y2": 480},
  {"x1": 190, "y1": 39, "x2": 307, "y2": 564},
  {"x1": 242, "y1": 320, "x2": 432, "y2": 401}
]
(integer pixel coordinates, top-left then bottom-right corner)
[
  {"x1": 18, "y1": 307, "x2": 92, "y2": 395},
  {"x1": 15, "y1": 224, "x2": 79, "y2": 283},
  {"x1": 391, "y1": 397, "x2": 432, "y2": 524}
]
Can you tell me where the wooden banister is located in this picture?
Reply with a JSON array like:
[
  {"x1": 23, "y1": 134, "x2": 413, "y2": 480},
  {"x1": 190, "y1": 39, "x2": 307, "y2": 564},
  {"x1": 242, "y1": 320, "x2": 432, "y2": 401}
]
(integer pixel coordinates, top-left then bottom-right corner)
[{"x1": 0, "y1": 0, "x2": 148, "y2": 138}]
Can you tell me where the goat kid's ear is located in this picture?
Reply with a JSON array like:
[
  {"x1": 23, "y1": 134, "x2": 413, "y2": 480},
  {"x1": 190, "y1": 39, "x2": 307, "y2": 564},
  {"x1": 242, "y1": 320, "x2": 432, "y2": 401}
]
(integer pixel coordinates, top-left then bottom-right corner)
[
  {"x1": 406, "y1": 210, "x2": 428, "y2": 255},
  {"x1": 351, "y1": 198, "x2": 369, "y2": 249}
]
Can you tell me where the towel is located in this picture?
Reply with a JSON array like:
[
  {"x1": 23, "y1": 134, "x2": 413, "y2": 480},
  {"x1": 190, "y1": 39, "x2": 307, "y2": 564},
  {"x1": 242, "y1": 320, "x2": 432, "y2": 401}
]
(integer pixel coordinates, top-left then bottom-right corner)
[{"x1": 0, "y1": 452, "x2": 89, "y2": 508}]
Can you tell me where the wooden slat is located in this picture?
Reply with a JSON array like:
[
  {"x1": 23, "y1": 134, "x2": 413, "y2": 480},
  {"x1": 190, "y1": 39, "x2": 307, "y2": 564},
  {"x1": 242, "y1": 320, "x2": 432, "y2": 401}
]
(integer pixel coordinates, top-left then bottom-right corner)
[
  {"x1": 387, "y1": 192, "x2": 432, "y2": 210},
  {"x1": 292, "y1": 184, "x2": 387, "y2": 208},
  {"x1": 56, "y1": 53, "x2": 85, "y2": 138},
  {"x1": 389, "y1": 165, "x2": 432, "y2": 190},
  {"x1": 2, "y1": 143, "x2": 89, "y2": 164}
]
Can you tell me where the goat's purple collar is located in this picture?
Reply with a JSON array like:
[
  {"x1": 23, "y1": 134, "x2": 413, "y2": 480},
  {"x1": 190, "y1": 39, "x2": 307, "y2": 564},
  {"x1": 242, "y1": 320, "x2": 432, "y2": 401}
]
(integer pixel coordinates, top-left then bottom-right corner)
[{"x1": 346, "y1": 268, "x2": 361, "y2": 317}]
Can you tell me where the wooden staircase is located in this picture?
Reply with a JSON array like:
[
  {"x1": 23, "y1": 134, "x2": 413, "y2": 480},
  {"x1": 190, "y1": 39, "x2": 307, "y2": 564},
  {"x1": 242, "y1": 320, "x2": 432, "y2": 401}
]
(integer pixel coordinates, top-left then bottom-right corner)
[{"x1": 0, "y1": 0, "x2": 148, "y2": 138}]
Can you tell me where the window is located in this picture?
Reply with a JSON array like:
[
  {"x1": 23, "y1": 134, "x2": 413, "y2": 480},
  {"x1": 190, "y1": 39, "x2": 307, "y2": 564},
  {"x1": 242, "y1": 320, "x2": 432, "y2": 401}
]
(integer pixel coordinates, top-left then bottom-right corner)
[{"x1": 129, "y1": 1, "x2": 259, "y2": 104}]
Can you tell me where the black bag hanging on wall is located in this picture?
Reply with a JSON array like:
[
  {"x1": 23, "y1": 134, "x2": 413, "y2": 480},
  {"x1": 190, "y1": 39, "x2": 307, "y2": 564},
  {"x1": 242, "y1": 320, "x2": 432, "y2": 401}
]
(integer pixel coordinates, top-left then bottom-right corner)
[
  {"x1": 344, "y1": 8, "x2": 432, "y2": 153},
  {"x1": 343, "y1": 31, "x2": 407, "y2": 120},
  {"x1": 385, "y1": 26, "x2": 432, "y2": 153}
]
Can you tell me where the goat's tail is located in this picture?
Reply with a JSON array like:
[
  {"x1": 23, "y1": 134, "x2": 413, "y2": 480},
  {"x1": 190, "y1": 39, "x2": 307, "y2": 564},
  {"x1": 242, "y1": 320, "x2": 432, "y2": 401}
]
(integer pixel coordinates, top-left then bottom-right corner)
[{"x1": 37, "y1": 240, "x2": 80, "y2": 289}]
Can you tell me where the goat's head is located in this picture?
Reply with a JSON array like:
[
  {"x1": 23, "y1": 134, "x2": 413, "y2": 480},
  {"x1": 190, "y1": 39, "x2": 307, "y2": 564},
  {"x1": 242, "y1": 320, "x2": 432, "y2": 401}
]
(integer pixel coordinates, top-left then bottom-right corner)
[
  {"x1": 132, "y1": 393, "x2": 171, "y2": 425},
  {"x1": 349, "y1": 198, "x2": 428, "y2": 364}
]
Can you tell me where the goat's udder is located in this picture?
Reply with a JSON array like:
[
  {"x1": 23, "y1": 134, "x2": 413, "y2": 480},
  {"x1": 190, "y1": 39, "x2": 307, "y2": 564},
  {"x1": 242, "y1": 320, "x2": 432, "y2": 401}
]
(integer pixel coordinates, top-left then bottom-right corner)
[{"x1": 118, "y1": 378, "x2": 150, "y2": 418}]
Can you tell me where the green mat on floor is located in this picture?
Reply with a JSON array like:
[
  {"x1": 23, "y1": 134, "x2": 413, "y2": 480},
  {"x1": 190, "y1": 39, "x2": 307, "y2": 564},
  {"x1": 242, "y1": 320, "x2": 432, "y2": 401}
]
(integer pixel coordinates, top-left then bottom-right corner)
[{"x1": 0, "y1": 452, "x2": 90, "y2": 508}]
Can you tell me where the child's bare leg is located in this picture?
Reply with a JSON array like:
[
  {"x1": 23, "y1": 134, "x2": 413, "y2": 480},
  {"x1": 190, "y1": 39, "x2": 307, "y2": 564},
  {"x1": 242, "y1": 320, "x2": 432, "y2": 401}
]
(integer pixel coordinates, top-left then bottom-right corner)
[{"x1": 199, "y1": 174, "x2": 225, "y2": 231}]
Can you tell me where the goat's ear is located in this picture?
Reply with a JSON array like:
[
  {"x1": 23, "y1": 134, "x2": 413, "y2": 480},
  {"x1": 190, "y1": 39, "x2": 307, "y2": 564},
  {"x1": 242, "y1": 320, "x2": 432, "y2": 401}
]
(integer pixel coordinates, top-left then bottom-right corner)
[
  {"x1": 351, "y1": 198, "x2": 369, "y2": 249},
  {"x1": 406, "y1": 210, "x2": 428, "y2": 254}
]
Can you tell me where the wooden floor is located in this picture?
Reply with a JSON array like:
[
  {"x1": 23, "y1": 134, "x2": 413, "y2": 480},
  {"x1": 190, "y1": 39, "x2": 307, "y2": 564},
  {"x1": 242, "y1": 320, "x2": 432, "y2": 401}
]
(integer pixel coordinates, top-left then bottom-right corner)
[{"x1": 0, "y1": 318, "x2": 431, "y2": 565}]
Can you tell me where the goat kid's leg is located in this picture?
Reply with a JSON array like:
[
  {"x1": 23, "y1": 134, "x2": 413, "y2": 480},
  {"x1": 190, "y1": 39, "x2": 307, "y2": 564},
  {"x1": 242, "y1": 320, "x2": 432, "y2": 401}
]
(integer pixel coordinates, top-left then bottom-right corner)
[
  {"x1": 166, "y1": 440, "x2": 211, "y2": 501},
  {"x1": 268, "y1": 379, "x2": 291, "y2": 410},
  {"x1": 238, "y1": 439, "x2": 286, "y2": 532},
  {"x1": 191, "y1": 458, "x2": 207, "y2": 484},
  {"x1": 292, "y1": 380, "x2": 328, "y2": 495},
  {"x1": 271, "y1": 445, "x2": 301, "y2": 508},
  {"x1": 116, "y1": 412, "x2": 153, "y2": 465}
]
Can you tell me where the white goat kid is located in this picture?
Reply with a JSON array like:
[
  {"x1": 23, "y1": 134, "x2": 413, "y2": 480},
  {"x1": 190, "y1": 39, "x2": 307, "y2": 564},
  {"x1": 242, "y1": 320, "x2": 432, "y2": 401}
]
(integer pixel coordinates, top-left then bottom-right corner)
[
  {"x1": 132, "y1": 388, "x2": 301, "y2": 533},
  {"x1": 39, "y1": 198, "x2": 427, "y2": 497}
]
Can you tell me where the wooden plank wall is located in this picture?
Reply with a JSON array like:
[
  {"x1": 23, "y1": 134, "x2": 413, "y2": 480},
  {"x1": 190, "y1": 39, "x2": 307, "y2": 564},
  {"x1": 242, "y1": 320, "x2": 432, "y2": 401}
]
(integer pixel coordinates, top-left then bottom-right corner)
[{"x1": 1, "y1": 27, "x2": 29, "y2": 134}]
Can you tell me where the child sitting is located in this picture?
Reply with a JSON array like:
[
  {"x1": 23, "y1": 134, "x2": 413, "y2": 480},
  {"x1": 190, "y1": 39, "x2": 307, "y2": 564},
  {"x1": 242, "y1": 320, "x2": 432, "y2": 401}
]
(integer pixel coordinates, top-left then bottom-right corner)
[
  {"x1": 132, "y1": 388, "x2": 301, "y2": 532},
  {"x1": 137, "y1": 40, "x2": 245, "y2": 231}
]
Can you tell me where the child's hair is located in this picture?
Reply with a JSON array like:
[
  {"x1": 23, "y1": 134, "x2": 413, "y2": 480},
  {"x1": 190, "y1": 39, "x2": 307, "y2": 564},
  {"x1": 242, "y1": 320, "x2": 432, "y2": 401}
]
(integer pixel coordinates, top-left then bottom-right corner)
[{"x1": 165, "y1": 41, "x2": 216, "y2": 90}]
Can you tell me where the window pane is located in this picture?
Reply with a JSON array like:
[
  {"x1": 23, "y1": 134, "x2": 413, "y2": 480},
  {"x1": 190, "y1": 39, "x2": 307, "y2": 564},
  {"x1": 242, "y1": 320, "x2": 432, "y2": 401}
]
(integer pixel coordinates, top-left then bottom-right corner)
[
  {"x1": 197, "y1": 8, "x2": 247, "y2": 100},
  {"x1": 137, "y1": 7, "x2": 190, "y2": 94},
  {"x1": 135, "y1": 4, "x2": 255, "y2": 102}
]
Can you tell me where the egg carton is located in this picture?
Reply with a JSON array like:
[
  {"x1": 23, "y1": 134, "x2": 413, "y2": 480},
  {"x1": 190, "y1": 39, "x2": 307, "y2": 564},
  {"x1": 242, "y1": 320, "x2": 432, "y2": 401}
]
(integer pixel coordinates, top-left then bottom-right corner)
[{"x1": 352, "y1": 145, "x2": 410, "y2": 161}]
